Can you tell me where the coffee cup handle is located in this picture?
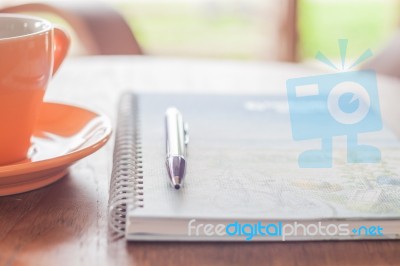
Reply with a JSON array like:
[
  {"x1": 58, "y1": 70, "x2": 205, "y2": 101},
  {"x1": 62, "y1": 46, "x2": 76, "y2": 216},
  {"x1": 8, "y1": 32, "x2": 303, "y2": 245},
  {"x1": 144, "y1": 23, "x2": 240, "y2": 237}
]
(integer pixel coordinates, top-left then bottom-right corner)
[{"x1": 52, "y1": 26, "x2": 70, "y2": 76}]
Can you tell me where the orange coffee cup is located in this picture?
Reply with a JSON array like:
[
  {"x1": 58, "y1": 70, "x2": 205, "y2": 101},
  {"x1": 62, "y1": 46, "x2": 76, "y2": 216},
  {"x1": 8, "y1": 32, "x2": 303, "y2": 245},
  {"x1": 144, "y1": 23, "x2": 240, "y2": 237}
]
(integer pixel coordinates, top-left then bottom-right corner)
[{"x1": 0, "y1": 14, "x2": 70, "y2": 165}]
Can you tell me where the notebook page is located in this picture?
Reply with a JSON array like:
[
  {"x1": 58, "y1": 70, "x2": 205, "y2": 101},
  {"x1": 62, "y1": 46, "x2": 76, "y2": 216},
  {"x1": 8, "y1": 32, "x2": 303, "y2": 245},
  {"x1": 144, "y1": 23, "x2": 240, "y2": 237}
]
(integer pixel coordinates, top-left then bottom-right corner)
[{"x1": 130, "y1": 94, "x2": 400, "y2": 221}]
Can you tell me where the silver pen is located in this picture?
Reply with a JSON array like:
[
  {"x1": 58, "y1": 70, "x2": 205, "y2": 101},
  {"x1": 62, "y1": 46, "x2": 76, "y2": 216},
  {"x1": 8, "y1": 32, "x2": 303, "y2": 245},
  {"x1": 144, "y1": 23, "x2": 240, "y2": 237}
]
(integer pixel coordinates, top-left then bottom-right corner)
[{"x1": 165, "y1": 107, "x2": 189, "y2": 189}]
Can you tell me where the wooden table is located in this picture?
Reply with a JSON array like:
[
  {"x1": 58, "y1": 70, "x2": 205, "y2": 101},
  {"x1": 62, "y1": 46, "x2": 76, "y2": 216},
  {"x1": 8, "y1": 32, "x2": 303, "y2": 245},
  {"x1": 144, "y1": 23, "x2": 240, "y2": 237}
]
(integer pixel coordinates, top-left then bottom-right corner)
[{"x1": 1, "y1": 56, "x2": 400, "y2": 266}]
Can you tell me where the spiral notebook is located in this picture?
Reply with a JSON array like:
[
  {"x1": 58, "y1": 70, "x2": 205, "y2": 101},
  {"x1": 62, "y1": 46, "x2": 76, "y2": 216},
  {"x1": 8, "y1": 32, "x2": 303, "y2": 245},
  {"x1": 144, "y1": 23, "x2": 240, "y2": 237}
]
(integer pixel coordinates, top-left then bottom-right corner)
[{"x1": 108, "y1": 92, "x2": 400, "y2": 241}]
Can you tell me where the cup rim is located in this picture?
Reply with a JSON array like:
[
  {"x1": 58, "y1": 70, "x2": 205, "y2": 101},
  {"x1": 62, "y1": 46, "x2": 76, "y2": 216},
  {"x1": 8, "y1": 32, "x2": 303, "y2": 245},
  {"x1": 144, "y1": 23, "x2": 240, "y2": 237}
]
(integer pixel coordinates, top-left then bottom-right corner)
[{"x1": 0, "y1": 14, "x2": 53, "y2": 41}]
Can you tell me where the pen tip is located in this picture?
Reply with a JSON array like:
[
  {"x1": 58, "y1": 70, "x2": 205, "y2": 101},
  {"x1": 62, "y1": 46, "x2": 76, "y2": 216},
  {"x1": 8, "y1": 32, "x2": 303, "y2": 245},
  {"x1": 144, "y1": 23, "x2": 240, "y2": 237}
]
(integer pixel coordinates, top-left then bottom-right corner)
[{"x1": 174, "y1": 184, "x2": 181, "y2": 190}]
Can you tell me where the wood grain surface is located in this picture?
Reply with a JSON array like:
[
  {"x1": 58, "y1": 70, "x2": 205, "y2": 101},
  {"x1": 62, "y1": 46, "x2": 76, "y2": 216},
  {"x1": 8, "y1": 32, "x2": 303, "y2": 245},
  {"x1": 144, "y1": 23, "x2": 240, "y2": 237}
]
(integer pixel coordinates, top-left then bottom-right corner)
[{"x1": 1, "y1": 56, "x2": 400, "y2": 266}]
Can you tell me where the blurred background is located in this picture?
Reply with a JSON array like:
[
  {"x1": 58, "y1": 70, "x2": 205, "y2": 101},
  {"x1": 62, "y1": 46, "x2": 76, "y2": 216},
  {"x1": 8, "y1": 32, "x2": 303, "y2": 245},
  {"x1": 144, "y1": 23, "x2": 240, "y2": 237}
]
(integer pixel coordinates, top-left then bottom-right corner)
[{"x1": 0, "y1": 0, "x2": 399, "y2": 65}]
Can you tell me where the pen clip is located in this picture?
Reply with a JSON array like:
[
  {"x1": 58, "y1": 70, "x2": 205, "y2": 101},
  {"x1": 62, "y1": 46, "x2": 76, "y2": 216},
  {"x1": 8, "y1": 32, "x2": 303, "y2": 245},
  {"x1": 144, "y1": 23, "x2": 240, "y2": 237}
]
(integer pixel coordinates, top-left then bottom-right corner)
[{"x1": 184, "y1": 122, "x2": 189, "y2": 146}]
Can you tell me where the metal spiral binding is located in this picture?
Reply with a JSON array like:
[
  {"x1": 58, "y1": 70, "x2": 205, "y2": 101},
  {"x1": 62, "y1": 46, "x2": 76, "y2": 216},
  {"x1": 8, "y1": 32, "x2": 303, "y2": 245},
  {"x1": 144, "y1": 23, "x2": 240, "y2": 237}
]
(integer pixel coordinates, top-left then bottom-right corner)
[{"x1": 108, "y1": 93, "x2": 144, "y2": 238}]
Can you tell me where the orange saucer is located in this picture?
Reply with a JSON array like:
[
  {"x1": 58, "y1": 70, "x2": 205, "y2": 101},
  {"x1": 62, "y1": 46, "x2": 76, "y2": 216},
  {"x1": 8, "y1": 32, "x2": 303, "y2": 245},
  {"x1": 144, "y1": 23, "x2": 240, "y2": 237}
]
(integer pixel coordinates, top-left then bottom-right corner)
[{"x1": 0, "y1": 102, "x2": 112, "y2": 196}]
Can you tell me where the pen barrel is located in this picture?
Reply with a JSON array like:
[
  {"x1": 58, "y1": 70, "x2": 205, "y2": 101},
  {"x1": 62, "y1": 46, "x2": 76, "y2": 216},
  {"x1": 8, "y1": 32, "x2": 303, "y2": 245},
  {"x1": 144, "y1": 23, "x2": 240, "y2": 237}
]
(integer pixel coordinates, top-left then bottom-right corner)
[{"x1": 165, "y1": 107, "x2": 186, "y2": 157}]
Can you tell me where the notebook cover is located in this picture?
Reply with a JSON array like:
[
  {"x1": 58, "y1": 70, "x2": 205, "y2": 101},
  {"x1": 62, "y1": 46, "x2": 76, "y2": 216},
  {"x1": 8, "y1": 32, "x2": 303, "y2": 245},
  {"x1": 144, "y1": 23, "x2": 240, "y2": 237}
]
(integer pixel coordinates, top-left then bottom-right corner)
[{"x1": 109, "y1": 92, "x2": 400, "y2": 240}]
